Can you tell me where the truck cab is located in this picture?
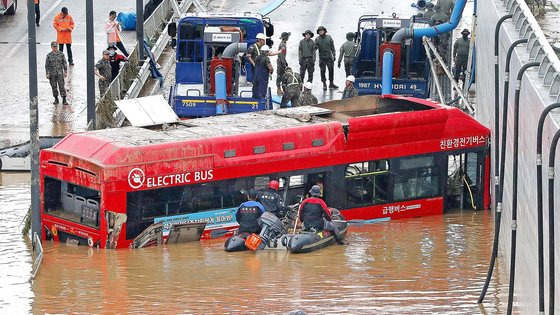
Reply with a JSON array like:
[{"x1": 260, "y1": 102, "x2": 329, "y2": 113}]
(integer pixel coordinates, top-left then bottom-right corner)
[
  {"x1": 170, "y1": 12, "x2": 275, "y2": 118},
  {"x1": 352, "y1": 15, "x2": 431, "y2": 98}
]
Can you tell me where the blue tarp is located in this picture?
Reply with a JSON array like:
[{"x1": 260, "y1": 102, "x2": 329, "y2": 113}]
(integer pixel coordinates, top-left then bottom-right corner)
[{"x1": 117, "y1": 12, "x2": 137, "y2": 30}]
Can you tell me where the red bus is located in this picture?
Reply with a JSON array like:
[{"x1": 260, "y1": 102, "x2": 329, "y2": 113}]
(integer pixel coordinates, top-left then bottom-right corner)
[{"x1": 39, "y1": 95, "x2": 490, "y2": 249}]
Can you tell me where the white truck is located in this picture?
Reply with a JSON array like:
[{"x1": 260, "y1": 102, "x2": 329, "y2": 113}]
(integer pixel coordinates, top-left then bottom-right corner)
[{"x1": 0, "y1": 0, "x2": 17, "y2": 15}]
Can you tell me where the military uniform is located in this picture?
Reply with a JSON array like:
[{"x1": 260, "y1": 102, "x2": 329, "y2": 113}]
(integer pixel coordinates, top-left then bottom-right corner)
[
  {"x1": 252, "y1": 54, "x2": 272, "y2": 99},
  {"x1": 95, "y1": 58, "x2": 112, "y2": 96},
  {"x1": 315, "y1": 34, "x2": 336, "y2": 85},
  {"x1": 281, "y1": 70, "x2": 302, "y2": 107},
  {"x1": 437, "y1": 0, "x2": 455, "y2": 15},
  {"x1": 424, "y1": 9, "x2": 436, "y2": 20},
  {"x1": 298, "y1": 90, "x2": 318, "y2": 106},
  {"x1": 431, "y1": 12, "x2": 449, "y2": 24},
  {"x1": 338, "y1": 40, "x2": 358, "y2": 77},
  {"x1": 276, "y1": 41, "x2": 288, "y2": 89},
  {"x1": 453, "y1": 37, "x2": 470, "y2": 81},
  {"x1": 298, "y1": 38, "x2": 317, "y2": 82},
  {"x1": 342, "y1": 85, "x2": 358, "y2": 99},
  {"x1": 45, "y1": 51, "x2": 67, "y2": 99}
]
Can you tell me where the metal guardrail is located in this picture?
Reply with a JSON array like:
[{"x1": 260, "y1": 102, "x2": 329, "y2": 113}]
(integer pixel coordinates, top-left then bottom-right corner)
[
  {"x1": 98, "y1": 0, "x2": 205, "y2": 128},
  {"x1": 504, "y1": 0, "x2": 560, "y2": 101},
  {"x1": 30, "y1": 232, "x2": 43, "y2": 281}
]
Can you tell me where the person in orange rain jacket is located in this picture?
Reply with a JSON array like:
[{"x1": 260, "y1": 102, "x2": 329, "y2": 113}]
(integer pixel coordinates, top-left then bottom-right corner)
[{"x1": 53, "y1": 7, "x2": 75, "y2": 65}]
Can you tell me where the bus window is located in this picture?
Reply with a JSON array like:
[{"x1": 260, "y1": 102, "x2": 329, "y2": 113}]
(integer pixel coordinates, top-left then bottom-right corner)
[
  {"x1": 393, "y1": 156, "x2": 439, "y2": 201},
  {"x1": 126, "y1": 178, "x2": 250, "y2": 239},
  {"x1": 43, "y1": 177, "x2": 100, "y2": 228},
  {"x1": 345, "y1": 160, "x2": 390, "y2": 208}
]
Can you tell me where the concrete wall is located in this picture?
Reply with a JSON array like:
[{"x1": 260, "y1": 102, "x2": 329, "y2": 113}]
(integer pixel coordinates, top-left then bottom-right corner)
[{"x1": 476, "y1": 0, "x2": 560, "y2": 313}]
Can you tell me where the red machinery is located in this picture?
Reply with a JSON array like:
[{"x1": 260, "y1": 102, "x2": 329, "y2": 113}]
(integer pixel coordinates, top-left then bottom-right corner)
[
  {"x1": 379, "y1": 42, "x2": 401, "y2": 77},
  {"x1": 209, "y1": 58, "x2": 233, "y2": 96}
]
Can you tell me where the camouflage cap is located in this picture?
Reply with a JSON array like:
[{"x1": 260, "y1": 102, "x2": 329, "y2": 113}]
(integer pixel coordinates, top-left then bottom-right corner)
[{"x1": 51, "y1": 41, "x2": 58, "y2": 47}]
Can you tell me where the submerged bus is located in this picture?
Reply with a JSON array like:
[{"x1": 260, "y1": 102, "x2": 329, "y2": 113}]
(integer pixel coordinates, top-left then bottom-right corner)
[{"x1": 39, "y1": 95, "x2": 490, "y2": 249}]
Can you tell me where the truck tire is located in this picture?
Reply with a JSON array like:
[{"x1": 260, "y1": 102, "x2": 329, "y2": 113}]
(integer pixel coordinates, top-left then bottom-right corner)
[{"x1": 6, "y1": 0, "x2": 17, "y2": 15}]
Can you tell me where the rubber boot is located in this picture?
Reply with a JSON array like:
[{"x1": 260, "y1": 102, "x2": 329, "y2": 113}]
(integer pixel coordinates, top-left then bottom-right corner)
[
  {"x1": 62, "y1": 97, "x2": 68, "y2": 105},
  {"x1": 329, "y1": 81, "x2": 339, "y2": 89},
  {"x1": 277, "y1": 87, "x2": 284, "y2": 95},
  {"x1": 322, "y1": 81, "x2": 327, "y2": 90},
  {"x1": 53, "y1": 96, "x2": 59, "y2": 105}
]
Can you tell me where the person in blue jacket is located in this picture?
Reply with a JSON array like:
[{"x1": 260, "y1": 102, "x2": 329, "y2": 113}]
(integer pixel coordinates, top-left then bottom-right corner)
[{"x1": 236, "y1": 190, "x2": 266, "y2": 234}]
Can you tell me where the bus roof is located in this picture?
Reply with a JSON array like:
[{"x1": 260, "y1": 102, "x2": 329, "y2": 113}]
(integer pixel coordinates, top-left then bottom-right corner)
[{"x1": 43, "y1": 95, "x2": 489, "y2": 169}]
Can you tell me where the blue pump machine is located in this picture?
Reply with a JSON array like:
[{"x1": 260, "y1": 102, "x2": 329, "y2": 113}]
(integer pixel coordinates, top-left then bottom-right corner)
[{"x1": 169, "y1": 12, "x2": 274, "y2": 118}]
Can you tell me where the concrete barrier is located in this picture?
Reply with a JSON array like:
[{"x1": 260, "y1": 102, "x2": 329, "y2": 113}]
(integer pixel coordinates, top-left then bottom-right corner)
[{"x1": 477, "y1": 0, "x2": 560, "y2": 313}]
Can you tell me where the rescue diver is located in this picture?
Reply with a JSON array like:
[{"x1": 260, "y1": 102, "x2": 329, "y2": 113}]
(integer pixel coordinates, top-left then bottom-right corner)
[
  {"x1": 236, "y1": 190, "x2": 266, "y2": 234},
  {"x1": 298, "y1": 185, "x2": 345, "y2": 244},
  {"x1": 257, "y1": 180, "x2": 289, "y2": 218}
]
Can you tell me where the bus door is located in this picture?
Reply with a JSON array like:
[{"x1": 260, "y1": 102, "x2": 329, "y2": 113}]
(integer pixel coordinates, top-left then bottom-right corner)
[{"x1": 443, "y1": 150, "x2": 486, "y2": 210}]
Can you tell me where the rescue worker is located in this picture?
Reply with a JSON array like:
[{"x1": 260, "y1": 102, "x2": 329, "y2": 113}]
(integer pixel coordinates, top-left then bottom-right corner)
[
  {"x1": 257, "y1": 180, "x2": 289, "y2": 218},
  {"x1": 298, "y1": 81, "x2": 318, "y2": 106},
  {"x1": 298, "y1": 30, "x2": 317, "y2": 83},
  {"x1": 338, "y1": 32, "x2": 358, "y2": 78},
  {"x1": 315, "y1": 26, "x2": 338, "y2": 90},
  {"x1": 423, "y1": 2, "x2": 436, "y2": 20},
  {"x1": 453, "y1": 29, "x2": 471, "y2": 82},
  {"x1": 45, "y1": 41, "x2": 68, "y2": 105},
  {"x1": 437, "y1": 0, "x2": 455, "y2": 15},
  {"x1": 298, "y1": 185, "x2": 344, "y2": 244},
  {"x1": 281, "y1": 67, "x2": 302, "y2": 107},
  {"x1": 94, "y1": 50, "x2": 113, "y2": 97},
  {"x1": 236, "y1": 190, "x2": 266, "y2": 234},
  {"x1": 34, "y1": 0, "x2": 40, "y2": 27},
  {"x1": 107, "y1": 45, "x2": 128, "y2": 83},
  {"x1": 252, "y1": 45, "x2": 274, "y2": 99},
  {"x1": 342, "y1": 75, "x2": 358, "y2": 99},
  {"x1": 276, "y1": 31, "x2": 290, "y2": 95},
  {"x1": 53, "y1": 7, "x2": 75, "y2": 66},
  {"x1": 430, "y1": 4, "x2": 449, "y2": 24},
  {"x1": 105, "y1": 11, "x2": 129, "y2": 57},
  {"x1": 247, "y1": 33, "x2": 267, "y2": 81}
]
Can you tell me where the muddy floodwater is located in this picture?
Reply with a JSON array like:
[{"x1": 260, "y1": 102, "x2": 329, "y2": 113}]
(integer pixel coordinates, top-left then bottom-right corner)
[{"x1": 0, "y1": 173, "x2": 509, "y2": 314}]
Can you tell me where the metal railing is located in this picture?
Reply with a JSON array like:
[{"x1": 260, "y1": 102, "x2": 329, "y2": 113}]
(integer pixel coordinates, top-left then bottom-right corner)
[
  {"x1": 30, "y1": 232, "x2": 43, "y2": 281},
  {"x1": 505, "y1": 0, "x2": 560, "y2": 101},
  {"x1": 97, "y1": 0, "x2": 206, "y2": 128}
]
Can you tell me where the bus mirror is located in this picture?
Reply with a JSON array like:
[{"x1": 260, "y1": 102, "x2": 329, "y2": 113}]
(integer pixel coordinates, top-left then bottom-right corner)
[{"x1": 168, "y1": 22, "x2": 177, "y2": 38}]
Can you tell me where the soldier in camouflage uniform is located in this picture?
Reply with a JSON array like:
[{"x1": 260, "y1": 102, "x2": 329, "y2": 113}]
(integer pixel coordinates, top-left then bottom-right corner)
[
  {"x1": 276, "y1": 31, "x2": 290, "y2": 95},
  {"x1": 94, "y1": 50, "x2": 112, "y2": 97},
  {"x1": 281, "y1": 67, "x2": 302, "y2": 107},
  {"x1": 45, "y1": 41, "x2": 68, "y2": 105},
  {"x1": 338, "y1": 32, "x2": 358, "y2": 78},
  {"x1": 299, "y1": 30, "x2": 317, "y2": 83},
  {"x1": 298, "y1": 81, "x2": 318, "y2": 106}
]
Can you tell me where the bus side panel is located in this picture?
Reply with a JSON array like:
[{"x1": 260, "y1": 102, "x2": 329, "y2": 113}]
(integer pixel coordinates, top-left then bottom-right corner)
[{"x1": 340, "y1": 197, "x2": 443, "y2": 221}]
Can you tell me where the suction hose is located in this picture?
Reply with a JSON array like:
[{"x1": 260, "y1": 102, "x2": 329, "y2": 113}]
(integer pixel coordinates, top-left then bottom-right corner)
[
  {"x1": 381, "y1": 50, "x2": 394, "y2": 95},
  {"x1": 478, "y1": 37, "x2": 527, "y2": 304},
  {"x1": 536, "y1": 102, "x2": 560, "y2": 314},
  {"x1": 392, "y1": 0, "x2": 467, "y2": 43},
  {"x1": 506, "y1": 61, "x2": 540, "y2": 315},
  {"x1": 215, "y1": 66, "x2": 228, "y2": 115},
  {"x1": 547, "y1": 128, "x2": 560, "y2": 315}
]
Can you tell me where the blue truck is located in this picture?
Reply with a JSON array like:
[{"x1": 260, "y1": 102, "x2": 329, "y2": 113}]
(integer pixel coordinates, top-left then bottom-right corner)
[
  {"x1": 352, "y1": 15, "x2": 432, "y2": 98},
  {"x1": 168, "y1": 12, "x2": 275, "y2": 118}
]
